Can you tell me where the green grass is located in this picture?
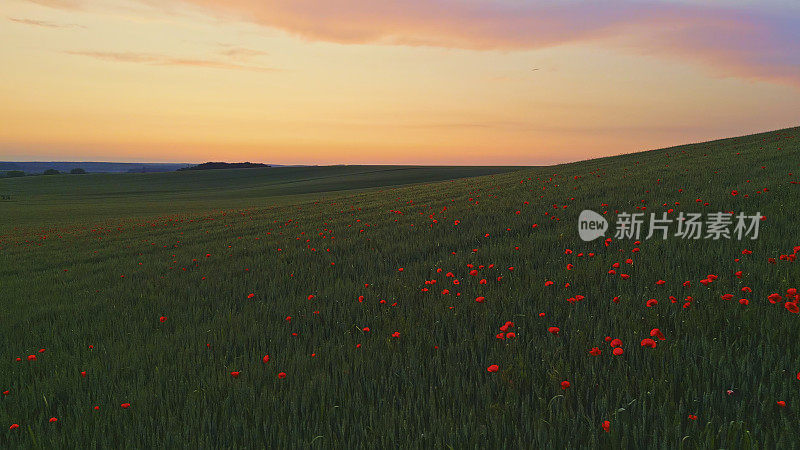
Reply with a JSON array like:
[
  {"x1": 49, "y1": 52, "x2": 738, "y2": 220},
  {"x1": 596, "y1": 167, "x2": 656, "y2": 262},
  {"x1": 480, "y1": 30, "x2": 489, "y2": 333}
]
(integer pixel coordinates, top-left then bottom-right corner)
[
  {"x1": 0, "y1": 165, "x2": 520, "y2": 230},
  {"x1": 1, "y1": 127, "x2": 799, "y2": 447}
]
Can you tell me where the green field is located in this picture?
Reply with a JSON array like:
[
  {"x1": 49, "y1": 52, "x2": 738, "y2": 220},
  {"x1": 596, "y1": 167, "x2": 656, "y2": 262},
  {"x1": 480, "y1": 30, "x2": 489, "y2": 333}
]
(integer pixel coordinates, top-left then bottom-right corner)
[
  {"x1": 0, "y1": 165, "x2": 519, "y2": 230},
  {"x1": 1, "y1": 128, "x2": 799, "y2": 447}
]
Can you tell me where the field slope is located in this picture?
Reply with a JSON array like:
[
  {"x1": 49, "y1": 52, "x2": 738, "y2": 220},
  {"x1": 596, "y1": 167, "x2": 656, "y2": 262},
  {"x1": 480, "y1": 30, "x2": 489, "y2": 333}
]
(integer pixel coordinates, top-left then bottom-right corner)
[
  {"x1": 0, "y1": 165, "x2": 520, "y2": 230},
  {"x1": 1, "y1": 128, "x2": 799, "y2": 447}
]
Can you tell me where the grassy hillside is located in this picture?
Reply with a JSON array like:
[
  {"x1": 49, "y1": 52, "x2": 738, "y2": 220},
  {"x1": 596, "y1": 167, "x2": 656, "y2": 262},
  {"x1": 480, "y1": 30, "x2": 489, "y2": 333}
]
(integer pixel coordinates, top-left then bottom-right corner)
[
  {"x1": 0, "y1": 165, "x2": 520, "y2": 230},
  {"x1": 0, "y1": 127, "x2": 799, "y2": 447}
]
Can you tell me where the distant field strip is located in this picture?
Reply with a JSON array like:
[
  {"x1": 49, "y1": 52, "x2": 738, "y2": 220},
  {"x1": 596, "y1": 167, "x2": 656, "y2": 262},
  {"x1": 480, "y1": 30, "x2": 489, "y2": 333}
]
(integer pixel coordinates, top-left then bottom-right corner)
[{"x1": 0, "y1": 165, "x2": 520, "y2": 231}]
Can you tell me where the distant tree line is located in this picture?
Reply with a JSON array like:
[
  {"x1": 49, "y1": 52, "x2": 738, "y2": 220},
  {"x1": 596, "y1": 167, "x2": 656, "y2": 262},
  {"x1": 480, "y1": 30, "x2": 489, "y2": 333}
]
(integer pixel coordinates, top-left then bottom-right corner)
[
  {"x1": 1, "y1": 168, "x2": 87, "y2": 177},
  {"x1": 178, "y1": 162, "x2": 271, "y2": 171}
]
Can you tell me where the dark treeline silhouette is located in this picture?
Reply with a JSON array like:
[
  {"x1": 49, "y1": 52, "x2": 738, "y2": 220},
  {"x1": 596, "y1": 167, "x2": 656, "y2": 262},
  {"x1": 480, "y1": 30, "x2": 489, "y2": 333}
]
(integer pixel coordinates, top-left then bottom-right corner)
[{"x1": 178, "y1": 162, "x2": 271, "y2": 171}]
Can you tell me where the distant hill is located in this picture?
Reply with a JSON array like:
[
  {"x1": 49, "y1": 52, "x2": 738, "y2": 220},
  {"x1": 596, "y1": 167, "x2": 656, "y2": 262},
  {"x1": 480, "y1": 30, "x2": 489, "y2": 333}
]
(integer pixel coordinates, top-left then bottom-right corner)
[
  {"x1": 178, "y1": 162, "x2": 271, "y2": 171},
  {"x1": 0, "y1": 161, "x2": 190, "y2": 174}
]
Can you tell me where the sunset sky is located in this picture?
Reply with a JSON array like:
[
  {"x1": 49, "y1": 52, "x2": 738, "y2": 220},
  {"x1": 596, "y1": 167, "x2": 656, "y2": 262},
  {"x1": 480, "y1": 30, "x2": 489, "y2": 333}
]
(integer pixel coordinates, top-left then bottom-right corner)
[{"x1": 2, "y1": 0, "x2": 799, "y2": 165}]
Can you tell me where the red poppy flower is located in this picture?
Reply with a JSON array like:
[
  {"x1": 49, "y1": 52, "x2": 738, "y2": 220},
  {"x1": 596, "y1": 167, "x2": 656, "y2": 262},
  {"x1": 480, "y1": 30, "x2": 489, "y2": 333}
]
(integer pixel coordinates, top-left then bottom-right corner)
[
  {"x1": 641, "y1": 338, "x2": 657, "y2": 348},
  {"x1": 650, "y1": 328, "x2": 665, "y2": 340},
  {"x1": 230, "y1": 371, "x2": 240, "y2": 378},
  {"x1": 548, "y1": 326, "x2": 560, "y2": 335},
  {"x1": 646, "y1": 299, "x2": 658, "y2": 307},
  {"x1": 2, "y1": 390, "x2": 9, "y2": 395},
  {"x1": 487, "y1": 364, "x2": 499, "y2": 373},
  {"x1": 9, "y1": 424, "x2": 19, "y2": 430},
  {"x1": 247, "y1": 293, "x2": 255, "y2": 299},
  {"x1": 475, "y1": 296, "x2": 485, "y2": 303},
  {"x1": 613, "y1": 348, "x2": 624, "y2": 356},
  {"x1": 610, "y1": 338, "x2": 622, "y2": 348},
  {"x1": 278, "y1": 372, "x2": 287, "y2": 379},
  {"x1": 392, "y1": 331, "x2": 400, "y2": 338},
  {"x1": 121, "y1": 403, "x2": 130, "y2": 409},
  {"x1": 94, "y1": 406, "x2": 100, "y2": 410},
  {"x1": 262, "y1": 355, "x2": 270, "y2": 363},
  {"x1": 159, "y1": 316, "x2": 167, "y2": 323},
  {"x1": 560, "y1": 381, "x2": 570, "y2": 389},
  {"x1": 777, "y1": 401, "x2": 786, "y2": 407},
  {"x1": 602, "y1": 420, "x2": 610, "y2": 432},
  {"x1": 688, "y1": 414, "x2": 697, "y2": 421},
  {"x1": 589, "y1": 347, "x2": 601, "y2": 356},
  {"x1": 785, "y1": 302, "x2": 799, "y2": 313},
  {"x1": 27, "y1": 355, "x2": 36, "y2": 361},
  {"x1": 49, "y1": 417, "x2": 58, "y2": 423},
  {"x1": 81, "y1": 371, "x2": 87, "y2": 377}
]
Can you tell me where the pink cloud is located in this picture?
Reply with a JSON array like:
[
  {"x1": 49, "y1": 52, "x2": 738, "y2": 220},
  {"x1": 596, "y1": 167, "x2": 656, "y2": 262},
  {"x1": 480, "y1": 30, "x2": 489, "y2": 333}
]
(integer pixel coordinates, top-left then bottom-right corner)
[
  {"x1": 168, "y1": 0, "x2": 799, "y2": 86},
  {"x1": 25, "y1": 0, "x2": 800, "y2": 86}
]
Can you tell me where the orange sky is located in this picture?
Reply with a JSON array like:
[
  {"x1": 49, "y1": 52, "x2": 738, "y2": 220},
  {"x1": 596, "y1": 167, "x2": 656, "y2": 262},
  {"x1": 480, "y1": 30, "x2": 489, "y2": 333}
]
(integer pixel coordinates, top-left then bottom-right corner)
[{"x1": 2, "y1": 0, "x2": 799, "y2": 165}]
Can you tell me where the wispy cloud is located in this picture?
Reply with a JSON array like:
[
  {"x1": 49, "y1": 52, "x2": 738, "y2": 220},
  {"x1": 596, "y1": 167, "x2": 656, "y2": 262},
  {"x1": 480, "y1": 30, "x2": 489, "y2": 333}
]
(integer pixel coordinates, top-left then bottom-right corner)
[
  {"x1": 8, "y1": 17, "x2": 84, "y2": 28},
  {"x1": 217, "y1": 46, "x2": 268, "y2": 60},
  {"x1": 23, "y1": 0, "x2": 82, "y2": 10},
  {"x1": 65, "y1": 50, "x2": 278, "y2": 72}
]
